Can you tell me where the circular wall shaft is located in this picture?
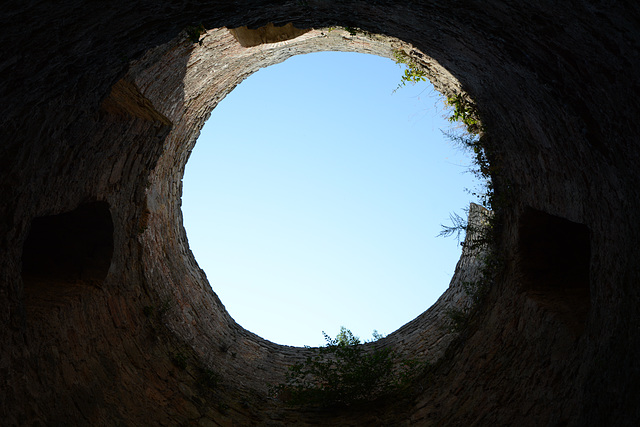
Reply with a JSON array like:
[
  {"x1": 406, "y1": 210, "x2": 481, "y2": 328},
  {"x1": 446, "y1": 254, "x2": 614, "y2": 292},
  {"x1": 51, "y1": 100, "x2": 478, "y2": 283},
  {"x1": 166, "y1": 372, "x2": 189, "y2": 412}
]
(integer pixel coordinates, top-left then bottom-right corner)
[{"x1": 1, "y1": 1, "x2": 640, "y2": 425}]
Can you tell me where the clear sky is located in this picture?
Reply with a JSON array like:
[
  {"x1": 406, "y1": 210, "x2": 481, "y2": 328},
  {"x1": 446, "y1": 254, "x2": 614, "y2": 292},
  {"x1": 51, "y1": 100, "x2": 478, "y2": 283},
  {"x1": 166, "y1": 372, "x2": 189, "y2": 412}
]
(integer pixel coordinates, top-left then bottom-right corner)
[{"x1": 182, "y1": 51, "x2": 478, "y2": 347}]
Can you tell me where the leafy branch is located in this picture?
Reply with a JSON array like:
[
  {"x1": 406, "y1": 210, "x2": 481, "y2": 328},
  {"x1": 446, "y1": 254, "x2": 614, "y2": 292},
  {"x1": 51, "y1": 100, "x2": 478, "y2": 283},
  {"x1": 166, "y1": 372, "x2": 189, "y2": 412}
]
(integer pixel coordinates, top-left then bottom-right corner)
[
  {"x1": 438, "y1": 211, "x2": 468, "y2": 242},
  {"x1": 445, "y1": 93, "x2": 482, "y2": 135},
  {"x1": 392, "y1": 50, "x2": 427, "y2": 92}
]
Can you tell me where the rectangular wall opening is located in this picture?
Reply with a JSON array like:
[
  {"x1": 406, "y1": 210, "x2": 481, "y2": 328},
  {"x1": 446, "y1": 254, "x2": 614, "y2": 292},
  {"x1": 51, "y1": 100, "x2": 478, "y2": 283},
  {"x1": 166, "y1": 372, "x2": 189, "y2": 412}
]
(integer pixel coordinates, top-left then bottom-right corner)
[
  {"x1": 22, "y1": 201, "x2": 114, "y2": 310},
  {"x1": 518, "y1": 207, "x2": 591, "y2": 336}
]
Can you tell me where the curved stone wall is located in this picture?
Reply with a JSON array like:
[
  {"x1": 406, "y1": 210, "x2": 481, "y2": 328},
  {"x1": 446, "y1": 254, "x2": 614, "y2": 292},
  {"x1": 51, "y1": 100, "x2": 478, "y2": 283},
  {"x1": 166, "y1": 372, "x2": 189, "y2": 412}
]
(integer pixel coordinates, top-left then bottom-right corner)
[{"x1": 2, "y1": 1, "x2": 640, "y2": 425}]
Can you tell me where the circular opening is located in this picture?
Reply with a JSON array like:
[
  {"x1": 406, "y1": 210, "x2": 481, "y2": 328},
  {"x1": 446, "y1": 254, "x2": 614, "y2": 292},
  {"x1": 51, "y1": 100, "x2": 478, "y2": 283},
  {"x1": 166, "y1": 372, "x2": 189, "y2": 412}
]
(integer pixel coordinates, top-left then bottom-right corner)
[{"x1": 182, "y1": 51, "x2": 480, "y2": 346}]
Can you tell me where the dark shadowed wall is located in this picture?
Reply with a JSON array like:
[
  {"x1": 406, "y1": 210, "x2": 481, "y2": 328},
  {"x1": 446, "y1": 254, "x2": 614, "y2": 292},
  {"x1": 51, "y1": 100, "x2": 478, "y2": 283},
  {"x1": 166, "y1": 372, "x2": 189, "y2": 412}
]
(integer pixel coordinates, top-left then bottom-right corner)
[{"x1": 1, "y1": 1, "x2": 639, "y2": 425}]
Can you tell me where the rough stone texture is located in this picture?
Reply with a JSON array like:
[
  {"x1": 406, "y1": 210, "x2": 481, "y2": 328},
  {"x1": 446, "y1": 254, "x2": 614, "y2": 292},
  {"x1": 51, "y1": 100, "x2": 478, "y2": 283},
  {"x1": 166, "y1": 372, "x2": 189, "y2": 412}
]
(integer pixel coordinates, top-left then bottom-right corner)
[
  {"x1": 1, "y1": 1, "x2": 640, "y2": 425},
  {"x1": 229, "y1": 23, "x2": 312, "y2": 47}
]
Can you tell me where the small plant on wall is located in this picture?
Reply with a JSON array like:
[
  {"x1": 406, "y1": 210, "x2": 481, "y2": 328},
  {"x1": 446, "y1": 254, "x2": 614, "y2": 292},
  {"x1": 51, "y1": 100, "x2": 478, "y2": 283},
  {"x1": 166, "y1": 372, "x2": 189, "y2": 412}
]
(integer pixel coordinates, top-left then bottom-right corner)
[
  {"x1": 389, "y1": 47, "x2": 503, "y2": 338},
  {"x1": 186, "y1": 23, "x2": 206, "y2": 45},
  {"x1": 445, "y1": 93, "x2": 482, "y2": 135},
  {"x1": 391, "y1": 48, "x2": 493, "y2": 210},
  {"x1": 272, "y1": 327, "x2": 425, "y2": 407},
  {"x1": 392, "y1": 50, "x2": 427, "y2": 92}
]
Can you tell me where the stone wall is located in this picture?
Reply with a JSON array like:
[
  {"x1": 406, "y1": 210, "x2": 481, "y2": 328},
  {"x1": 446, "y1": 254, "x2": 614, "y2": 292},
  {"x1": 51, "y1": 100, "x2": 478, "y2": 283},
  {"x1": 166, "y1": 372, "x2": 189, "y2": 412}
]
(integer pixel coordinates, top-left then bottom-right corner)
[{"x1": 1, "y1": 1, "x2": 640, "y2": 425}]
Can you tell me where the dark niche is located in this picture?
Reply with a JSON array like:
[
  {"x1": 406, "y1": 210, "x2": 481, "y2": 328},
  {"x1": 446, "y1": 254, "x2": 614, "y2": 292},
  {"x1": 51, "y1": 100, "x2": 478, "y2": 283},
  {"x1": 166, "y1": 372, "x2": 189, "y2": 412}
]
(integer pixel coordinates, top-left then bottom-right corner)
[
  {"x1": 518, "y1": 207, "x2": 591, "y2": 335},
  {"x1": 22, "y1": 201, "x2": 114, "y2": 286}
]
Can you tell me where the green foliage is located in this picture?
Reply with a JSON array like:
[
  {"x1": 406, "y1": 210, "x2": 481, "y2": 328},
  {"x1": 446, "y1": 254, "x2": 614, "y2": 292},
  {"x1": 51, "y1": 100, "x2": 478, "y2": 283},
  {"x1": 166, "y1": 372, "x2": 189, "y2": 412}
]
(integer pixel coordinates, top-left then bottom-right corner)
[
  {"x1": 438, "y1": 177, "x2": 500, "y2": 335},
  {"x1": 332, "y1": 326, "x2": 361, "y2": 346},
  {"x1": 438, "y1": 211, "x2": 468, "y2": 243},
  {"x1": 343, "y1": 26, "x2": 359, "y2": 36},
  {"x1": 446, "y1": 94, "x2": 481, "y2": 135},
  {"x1": 186, "y1": 24, "x2": 206, "y2": 45},
  {"x1": 442, "y1": 130, "x2": 494, "y2": 209},
  {"x1": 393, "y1": 50, "x2": 427, "y2": 92},
  {"x1": 273, "y1": 328, "x2": 423, "y2": 407},
  {"x1": 439, "y1": 208, "x2": 495, "y2": 254},
  {"x1": 341, "y1": 26, "x2": 374, "y2": 38},
  {"x1": 435, "y1": 76, "x2": 508, "y2": 339},
  {"x1": 371, "y1": 329, "x2": 384, "y2": 341}
]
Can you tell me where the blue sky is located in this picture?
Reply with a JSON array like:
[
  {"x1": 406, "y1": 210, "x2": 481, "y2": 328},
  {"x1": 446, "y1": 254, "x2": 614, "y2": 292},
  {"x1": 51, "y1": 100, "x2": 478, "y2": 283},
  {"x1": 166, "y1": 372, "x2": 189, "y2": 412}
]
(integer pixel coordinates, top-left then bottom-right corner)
[{"x1": 182, "y1": 51, "x2": 478, "y2": 347}]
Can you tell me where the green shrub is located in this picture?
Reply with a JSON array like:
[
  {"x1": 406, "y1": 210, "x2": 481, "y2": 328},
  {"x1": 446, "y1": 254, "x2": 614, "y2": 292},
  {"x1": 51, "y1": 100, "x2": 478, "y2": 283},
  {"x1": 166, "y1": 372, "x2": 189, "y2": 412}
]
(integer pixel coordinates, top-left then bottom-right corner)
[
  {"x1": 441, "y1": 130, "x2": 493, "y2": 209},
  {"x1": 273, "y1": 327, "x2": 423, "y2": 407},
  {"x1": 343, "y1": 26, "x2": 359, "y2": 36}
]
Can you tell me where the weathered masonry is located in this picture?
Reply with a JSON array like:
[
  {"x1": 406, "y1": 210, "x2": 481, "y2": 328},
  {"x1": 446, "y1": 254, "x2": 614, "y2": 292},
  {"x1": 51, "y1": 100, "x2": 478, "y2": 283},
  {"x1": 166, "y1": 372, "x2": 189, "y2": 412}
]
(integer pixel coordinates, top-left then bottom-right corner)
[{"x1": 1, "y1": 1, "x2": 639, "y2": 425}]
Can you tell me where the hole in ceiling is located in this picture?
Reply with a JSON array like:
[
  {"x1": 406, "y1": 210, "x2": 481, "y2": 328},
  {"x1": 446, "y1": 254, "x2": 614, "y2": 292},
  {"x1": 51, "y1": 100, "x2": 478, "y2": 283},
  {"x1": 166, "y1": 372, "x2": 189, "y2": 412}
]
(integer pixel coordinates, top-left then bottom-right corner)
[{"x1": 182, "y1": 51, "x2": 481, "y2": 346}]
